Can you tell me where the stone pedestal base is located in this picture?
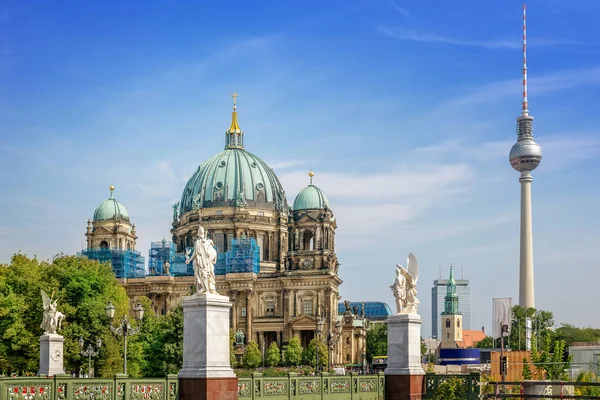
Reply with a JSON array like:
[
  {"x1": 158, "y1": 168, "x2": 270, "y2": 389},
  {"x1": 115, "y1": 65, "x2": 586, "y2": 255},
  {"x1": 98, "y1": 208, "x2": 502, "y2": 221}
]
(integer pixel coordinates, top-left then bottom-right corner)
[
  {"x1": 178, "y1": 292, "x2": 237, "y2": 400},
  {"x1": 38, "y1": 334, "x2": 65, "y2": 377},
  {"x1": 179, "y1": 377, "x2": 238, "y2": 400},
  {"x1": 385, "y1": 313, "x2": 425, "y2": 375},
  {"x1": 385, "y1": 374, "x2": 424, "y2": 400},
  {"x1": 385, "y1": 313, "x2": 424, "y2": 399}
]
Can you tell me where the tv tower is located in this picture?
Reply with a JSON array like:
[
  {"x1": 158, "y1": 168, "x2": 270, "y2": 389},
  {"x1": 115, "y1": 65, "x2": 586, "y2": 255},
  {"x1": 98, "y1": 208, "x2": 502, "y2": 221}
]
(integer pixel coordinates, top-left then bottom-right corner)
[{"x1": 509, "y1": 4, "x2": 542, "y2": 309}]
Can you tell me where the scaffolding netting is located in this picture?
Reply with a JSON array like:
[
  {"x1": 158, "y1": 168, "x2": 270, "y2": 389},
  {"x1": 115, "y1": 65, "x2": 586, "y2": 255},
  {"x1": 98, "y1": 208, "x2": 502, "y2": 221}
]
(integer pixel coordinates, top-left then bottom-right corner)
[{"x1": 79, "y1": 248, "x2": 146, "y2": 279}]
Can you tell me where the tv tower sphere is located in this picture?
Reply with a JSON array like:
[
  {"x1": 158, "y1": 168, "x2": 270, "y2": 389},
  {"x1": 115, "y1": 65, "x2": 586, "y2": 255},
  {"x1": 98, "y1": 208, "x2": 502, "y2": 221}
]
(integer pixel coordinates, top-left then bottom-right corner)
[{"x1": 509, "y1": 115, "x2": 542, "y2": 172}]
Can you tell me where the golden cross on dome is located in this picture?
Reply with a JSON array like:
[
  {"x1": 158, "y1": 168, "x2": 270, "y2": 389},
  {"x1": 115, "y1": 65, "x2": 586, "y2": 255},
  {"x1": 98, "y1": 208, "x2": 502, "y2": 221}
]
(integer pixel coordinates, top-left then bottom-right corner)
[{"x1": 231, "y1": 92, "x2": 239, "y2": 108}]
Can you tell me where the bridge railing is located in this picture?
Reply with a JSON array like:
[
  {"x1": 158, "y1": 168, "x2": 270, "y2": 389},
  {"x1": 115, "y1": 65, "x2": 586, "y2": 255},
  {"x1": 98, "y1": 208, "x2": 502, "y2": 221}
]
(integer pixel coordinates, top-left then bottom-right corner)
[
  {"x1": 237, "y1": 372, "x2": 385, "y2": 400},
  {"x1": 0, "y1": 374, "x2": 179, "y2": 400},
  {"x1": 423, "y1": 372, "x2": 481, "y2": 400}
]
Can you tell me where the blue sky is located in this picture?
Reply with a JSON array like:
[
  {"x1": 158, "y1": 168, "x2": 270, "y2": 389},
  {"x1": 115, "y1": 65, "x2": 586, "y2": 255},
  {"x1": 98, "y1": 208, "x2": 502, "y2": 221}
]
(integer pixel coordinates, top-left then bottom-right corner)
[{"x1": 1, "y1": 0, "x2": 599, "y2": 337}]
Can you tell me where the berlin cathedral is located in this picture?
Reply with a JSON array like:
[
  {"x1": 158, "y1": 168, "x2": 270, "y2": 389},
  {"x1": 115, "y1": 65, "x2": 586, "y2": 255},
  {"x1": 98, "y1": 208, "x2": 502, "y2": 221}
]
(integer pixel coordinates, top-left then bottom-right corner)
[{"x1": 82, "y1": 95, "x2": 367, "y2": 366}]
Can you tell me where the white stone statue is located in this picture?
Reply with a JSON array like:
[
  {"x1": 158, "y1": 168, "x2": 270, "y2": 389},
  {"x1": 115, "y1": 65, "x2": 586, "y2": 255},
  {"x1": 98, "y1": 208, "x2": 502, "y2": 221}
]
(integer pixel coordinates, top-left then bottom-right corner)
[
  {"x1": 390, "y1": 253, "x2": 419, "y2": 315},
  {"x1": 185, "y1": 226, "x2": 217, "y2": 294},
  {"x1": 40, "y1": 290, "x2": 65, "y2": 334}
]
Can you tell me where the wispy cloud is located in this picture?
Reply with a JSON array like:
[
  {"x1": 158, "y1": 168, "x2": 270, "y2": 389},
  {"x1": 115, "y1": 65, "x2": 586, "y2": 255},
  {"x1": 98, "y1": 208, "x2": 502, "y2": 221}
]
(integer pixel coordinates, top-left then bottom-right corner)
[
  {"x1": 437, "y1": 66, "x2": 600, "y2": 109},
  {"x1": 386, "y1": 0, "x2": 410, "y2": 18},
  {"x1": 377, "y1": 26, "x2": 586, "y2": 50},
  {"x1": 267, "y1": 160, "x2": 310, "y2": 170}
]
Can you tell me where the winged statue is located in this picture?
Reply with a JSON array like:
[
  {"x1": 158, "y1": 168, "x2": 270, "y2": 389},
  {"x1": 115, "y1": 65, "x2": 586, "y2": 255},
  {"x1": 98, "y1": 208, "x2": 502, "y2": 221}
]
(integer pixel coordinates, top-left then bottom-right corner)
[
  {"x1": 390, "y1": 253, "x2": 419, "y2": 315},
  {"x1": 40, "y1": 290, "x2": 65, "y2": 334}
]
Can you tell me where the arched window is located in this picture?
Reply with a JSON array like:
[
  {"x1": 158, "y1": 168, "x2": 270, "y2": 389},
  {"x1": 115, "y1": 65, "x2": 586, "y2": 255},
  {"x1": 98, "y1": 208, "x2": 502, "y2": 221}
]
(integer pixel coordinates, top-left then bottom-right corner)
[
  {"x1": 457, "y1": 320, "x2": 460, "y2": 328},
  {"x1": 447, "y1": 332, "x2": 450, "y2": 338},
  {"x1": 100, "y1": 240, "x2": 109, "y2": 250},
  {"x1": 445, "y1": 318, "x2": 450, "y2": 328},
  {"x1": 302, "y1": 230, "x2": 314, "y2": 251}
]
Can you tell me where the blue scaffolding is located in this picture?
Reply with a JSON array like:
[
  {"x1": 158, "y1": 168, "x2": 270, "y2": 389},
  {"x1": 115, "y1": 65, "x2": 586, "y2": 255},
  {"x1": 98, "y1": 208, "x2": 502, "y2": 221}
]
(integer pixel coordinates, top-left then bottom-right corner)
[
  {"x1": 225, "y1": 238, "x2": 260, "y2": 274},
  {"x1": 148, "y1": 240, "x2": 174, "y2": 275},
  {"x1": 80, "y1": 248, "x2": 146, "y2": 279}
]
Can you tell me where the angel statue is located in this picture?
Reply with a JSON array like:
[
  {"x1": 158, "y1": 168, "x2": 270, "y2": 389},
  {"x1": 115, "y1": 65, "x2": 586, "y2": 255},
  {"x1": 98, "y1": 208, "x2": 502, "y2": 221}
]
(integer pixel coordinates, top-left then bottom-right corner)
[
  {"x1": 390, "y1": 253, "x2": 419, "y2": 315},
  {"x1": 40, "y1": 290, "x2": 65, "y2": 334},
  {"x1": 185, "y1": 226, "x2": 217, "y2": 294}
]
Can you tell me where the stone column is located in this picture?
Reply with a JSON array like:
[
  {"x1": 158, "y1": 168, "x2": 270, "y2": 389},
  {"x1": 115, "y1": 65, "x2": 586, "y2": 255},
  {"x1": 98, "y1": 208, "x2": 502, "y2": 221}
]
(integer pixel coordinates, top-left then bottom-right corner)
[
  {"x1": 38, "y1": 334, "x2": 65, "y2": 377},
  {"x1": 385, "y1": 313, "x2": 425, "y2": 400},
  {"x1": 178, "y1": 293, "x2": 237, "y2": 400},
  {"x1": 229, "y1": 291, "x2": 238, "y2": 331},
  {"x1": 246, "y1": 291, "x2": 253, "y2": 342}
]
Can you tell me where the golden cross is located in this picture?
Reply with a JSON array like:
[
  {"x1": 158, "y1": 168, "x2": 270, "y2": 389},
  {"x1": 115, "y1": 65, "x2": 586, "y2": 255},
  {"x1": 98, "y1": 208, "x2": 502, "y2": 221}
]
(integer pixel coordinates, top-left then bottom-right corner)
[{"x1": 231, "y1": 92, "x2": 239, "y2": 107}]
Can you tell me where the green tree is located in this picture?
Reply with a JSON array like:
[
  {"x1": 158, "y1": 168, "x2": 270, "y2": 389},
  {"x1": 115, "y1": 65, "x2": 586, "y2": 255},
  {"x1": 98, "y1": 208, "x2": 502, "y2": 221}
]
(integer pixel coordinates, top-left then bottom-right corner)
[
  {"x1": 301, "y1": 338, "x2": 327, "y2": 368},
  {"x1": 0, "y1": 254, "x2": 133, "y2": 377},
  {"x1": 139, "y1": 305, "x2": 183, "y2": 376},
  {"x1": 432, "y1": 377, "x2": 467, "y2": 400},
  {"x1": 266, "y1": 342, "x2": 281, "y2": 367},
  {"x1": 475, "y1": 336, "x2": 495, "y2": 348},
  {"x1": 366, "y1": 323, "x2": 387, "y2": 363},
  {"x1": 510, "y1": 306, "x2": 555, "y2": 351},
  {"x1": 555, "y1": 324, "x2": 600, "y2": 347},
  {"x1": 531, "y1": 336, "x2": 571, "y2": 380},
  {"x1": 242, "y1": 341, "x2": 262, "y2": 369},
  {"x1": 575, "y1": 372, "x2": 600, "y2": 397},
  {"x1": 285, "y1": 337, "x2": 302, "y2": 366},
  {"x1": 522, "y1": 357, "x2": 533, "y2": 380}
]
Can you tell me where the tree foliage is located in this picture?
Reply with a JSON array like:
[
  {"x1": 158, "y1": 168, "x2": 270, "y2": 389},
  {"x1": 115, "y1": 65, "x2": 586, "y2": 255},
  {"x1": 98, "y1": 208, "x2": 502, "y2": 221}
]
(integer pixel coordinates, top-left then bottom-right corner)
[
  {"x1": 301, "y1": 338, "x2": 327, "y2": 368},
  {"x1": 0, "y1": 254, "x2": 133, "y2": 377},
  {"x1": 555, "y1": 324, "x2": 600, "y2": 347},
  {"x1": 266, "y1": 342, "x2": 280, "y2": 367},
  {"x1": 432, "y1": 377, "x2": 467, "y2": 400},
  {"x1": 531, "y1": 336, "x2": 571, "y2": 380},
  {"x1": 285, "y1": 337, "x2": 302, "y2": 366},
  {"x1": 366, "y1": 323, "x2": 387, "y2": 363},
  {"x1": 510, "y1": 306, "x2": 554, "y2": 351},
  {"x1": 475, "y1": 336, "x2": 495, "y2": 349},
  {"x1": 242, "y1": 341, "x2": 262, "y2": 369},
  {"x1": 139, "y1": 305, "x2": 183, "y2": 376}
]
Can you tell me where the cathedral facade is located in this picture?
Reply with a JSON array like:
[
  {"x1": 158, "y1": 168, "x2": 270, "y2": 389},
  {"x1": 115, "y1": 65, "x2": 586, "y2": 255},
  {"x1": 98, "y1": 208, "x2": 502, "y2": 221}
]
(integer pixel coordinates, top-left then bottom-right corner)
[{"x1": 84, "y1": 97, "x2": 367, "y2": 367}]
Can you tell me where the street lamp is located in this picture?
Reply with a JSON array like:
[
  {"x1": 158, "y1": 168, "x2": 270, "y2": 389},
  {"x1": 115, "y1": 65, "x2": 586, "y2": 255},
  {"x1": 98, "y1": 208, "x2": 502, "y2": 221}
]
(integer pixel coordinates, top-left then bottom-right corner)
[
  {"x1": 79, "y1": 337, "x2": 102, "y2": 377},
  {"x1": 105, "y1": 300, "x2": 144, "y2": 375},
  {"x1": 315, "y1": 318, "x2": 324, "y2": 373},
  {"x1": 326, "y1": 320, "x2": 343, "y2": 372}
]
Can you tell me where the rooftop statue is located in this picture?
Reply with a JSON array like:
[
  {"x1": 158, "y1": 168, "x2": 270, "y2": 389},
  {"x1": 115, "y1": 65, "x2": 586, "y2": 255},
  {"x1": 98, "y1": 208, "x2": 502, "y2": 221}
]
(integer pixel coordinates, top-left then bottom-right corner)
[
  {"x1": 185, "y1": 226, "x2": 218, "y2": 294},
  {"x1": 390, "y1": 253, "x2": 419, "y2": 315},
  {"x1": 40, "y1": 290, "x2": 65, "y2": 334}
]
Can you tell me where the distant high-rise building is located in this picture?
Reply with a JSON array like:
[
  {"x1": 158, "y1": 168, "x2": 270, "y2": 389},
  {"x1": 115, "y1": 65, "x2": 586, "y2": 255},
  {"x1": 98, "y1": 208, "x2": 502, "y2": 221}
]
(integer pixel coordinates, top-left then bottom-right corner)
[{"x1": 431, "y1": 266, "x2": 471, "y2": 339}]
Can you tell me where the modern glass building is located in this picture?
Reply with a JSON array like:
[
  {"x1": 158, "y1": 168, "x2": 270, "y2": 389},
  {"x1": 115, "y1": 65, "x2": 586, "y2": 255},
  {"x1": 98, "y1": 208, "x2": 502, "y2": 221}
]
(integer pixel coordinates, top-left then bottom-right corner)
[
  {"x1": 337, "y1": 301, "x2": 392, "y2": 321},
  {"x1": 431, "y1": 276, "x2": 471, "y2": 338}
]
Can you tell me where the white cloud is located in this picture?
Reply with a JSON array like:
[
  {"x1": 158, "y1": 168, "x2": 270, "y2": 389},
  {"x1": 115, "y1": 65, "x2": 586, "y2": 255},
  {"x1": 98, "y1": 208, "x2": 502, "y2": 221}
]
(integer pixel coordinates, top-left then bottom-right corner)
[
  {"x1": 377, "y1": 26, "x2": 586, "y2": 50},
  {"x1": 386, "y1": 1, "x2": 410, "y2": 18},
  {"x1": 377, "y1": 26, "x2": 520, "y2": 49}
]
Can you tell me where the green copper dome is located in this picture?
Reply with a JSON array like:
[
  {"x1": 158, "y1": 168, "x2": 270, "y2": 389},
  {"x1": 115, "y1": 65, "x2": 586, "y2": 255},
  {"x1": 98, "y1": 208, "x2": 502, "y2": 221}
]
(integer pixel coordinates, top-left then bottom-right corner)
[
  {"x1": 93, "y1": 187, "x2": 130, "y2": 222},
  {"x1": 179, "y1": 148, "x2": 287, "y2": 213},
  {"x1": 293, "y1": 183, "x2": 330, "y2": 211}
]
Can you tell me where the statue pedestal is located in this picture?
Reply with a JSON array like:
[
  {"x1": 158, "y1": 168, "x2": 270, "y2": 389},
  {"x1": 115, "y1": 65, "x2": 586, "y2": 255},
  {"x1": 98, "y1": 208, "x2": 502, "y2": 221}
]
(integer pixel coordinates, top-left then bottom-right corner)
[
  {"x1": 38, "y1": 334, "x2": 65, "y2": 377},
  {"x1": 385, "y1": 313, "x2": 425, "y2": 400},
  {"x1": 178, "y1": 293, "x2": 237, "y2": 400}
]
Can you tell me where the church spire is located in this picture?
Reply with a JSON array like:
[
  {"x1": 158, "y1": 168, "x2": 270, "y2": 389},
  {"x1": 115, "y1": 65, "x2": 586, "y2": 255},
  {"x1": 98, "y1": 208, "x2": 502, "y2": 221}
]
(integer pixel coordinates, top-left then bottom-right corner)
[
  {"x1": 225, "y1": 92, "x2": 244, "y2": 149},
  {"x1": 442, "y1": 265, "x2": 460, "y2": 315}
]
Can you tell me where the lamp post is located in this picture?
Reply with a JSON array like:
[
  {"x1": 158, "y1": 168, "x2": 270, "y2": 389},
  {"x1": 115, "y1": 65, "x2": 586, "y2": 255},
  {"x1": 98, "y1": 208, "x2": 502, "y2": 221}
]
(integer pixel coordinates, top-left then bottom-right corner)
[
  {"x1": 326, "y1": 320, "x2": 343, "y2": 372},
  {"x1": 105, "y1": 300, "x2": 144, "y2": 375},
  {"x1": 79, "y1": 337, "x2": 102, "y2": 378},
  {"x1": 315, "y1": 317, "x2": 324, "y2": 373}
]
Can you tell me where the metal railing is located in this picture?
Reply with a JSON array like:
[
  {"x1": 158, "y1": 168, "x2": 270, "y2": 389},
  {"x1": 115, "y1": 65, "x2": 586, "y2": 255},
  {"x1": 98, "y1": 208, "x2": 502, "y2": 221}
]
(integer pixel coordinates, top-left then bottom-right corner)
[
  {"x1": 0, "y1": 374, "x2": 178, "y2": 400},
  {"x1": 237, "y1": 372, "x2": 384, "y2": 399},
  {"x1": 482, "y1": 380, "x2": 600, "y2": 399}
]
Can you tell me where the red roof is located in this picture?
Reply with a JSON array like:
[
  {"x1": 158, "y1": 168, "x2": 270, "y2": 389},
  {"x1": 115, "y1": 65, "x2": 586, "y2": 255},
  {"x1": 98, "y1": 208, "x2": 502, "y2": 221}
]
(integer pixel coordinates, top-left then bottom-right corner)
[{"x1": 457, "y1": 330, "x2": 487, "y2": 348}]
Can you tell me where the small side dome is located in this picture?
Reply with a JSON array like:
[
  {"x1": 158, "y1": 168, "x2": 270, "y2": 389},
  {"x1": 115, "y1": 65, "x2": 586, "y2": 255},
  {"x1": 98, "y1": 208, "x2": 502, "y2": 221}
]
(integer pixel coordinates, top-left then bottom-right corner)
[
  {"x1": 293, "y1": 172, "x2": 330, "y2": 211},
  {"x1": 93, "y1": 186, "x2": 130, "y2": 222}
]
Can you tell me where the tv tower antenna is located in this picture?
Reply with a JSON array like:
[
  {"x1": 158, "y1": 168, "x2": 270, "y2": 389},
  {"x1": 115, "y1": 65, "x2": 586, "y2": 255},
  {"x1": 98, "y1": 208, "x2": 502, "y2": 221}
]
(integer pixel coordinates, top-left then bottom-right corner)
[{"x1": 509, "y1": 3, "x2": 542, "y2": 309}]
